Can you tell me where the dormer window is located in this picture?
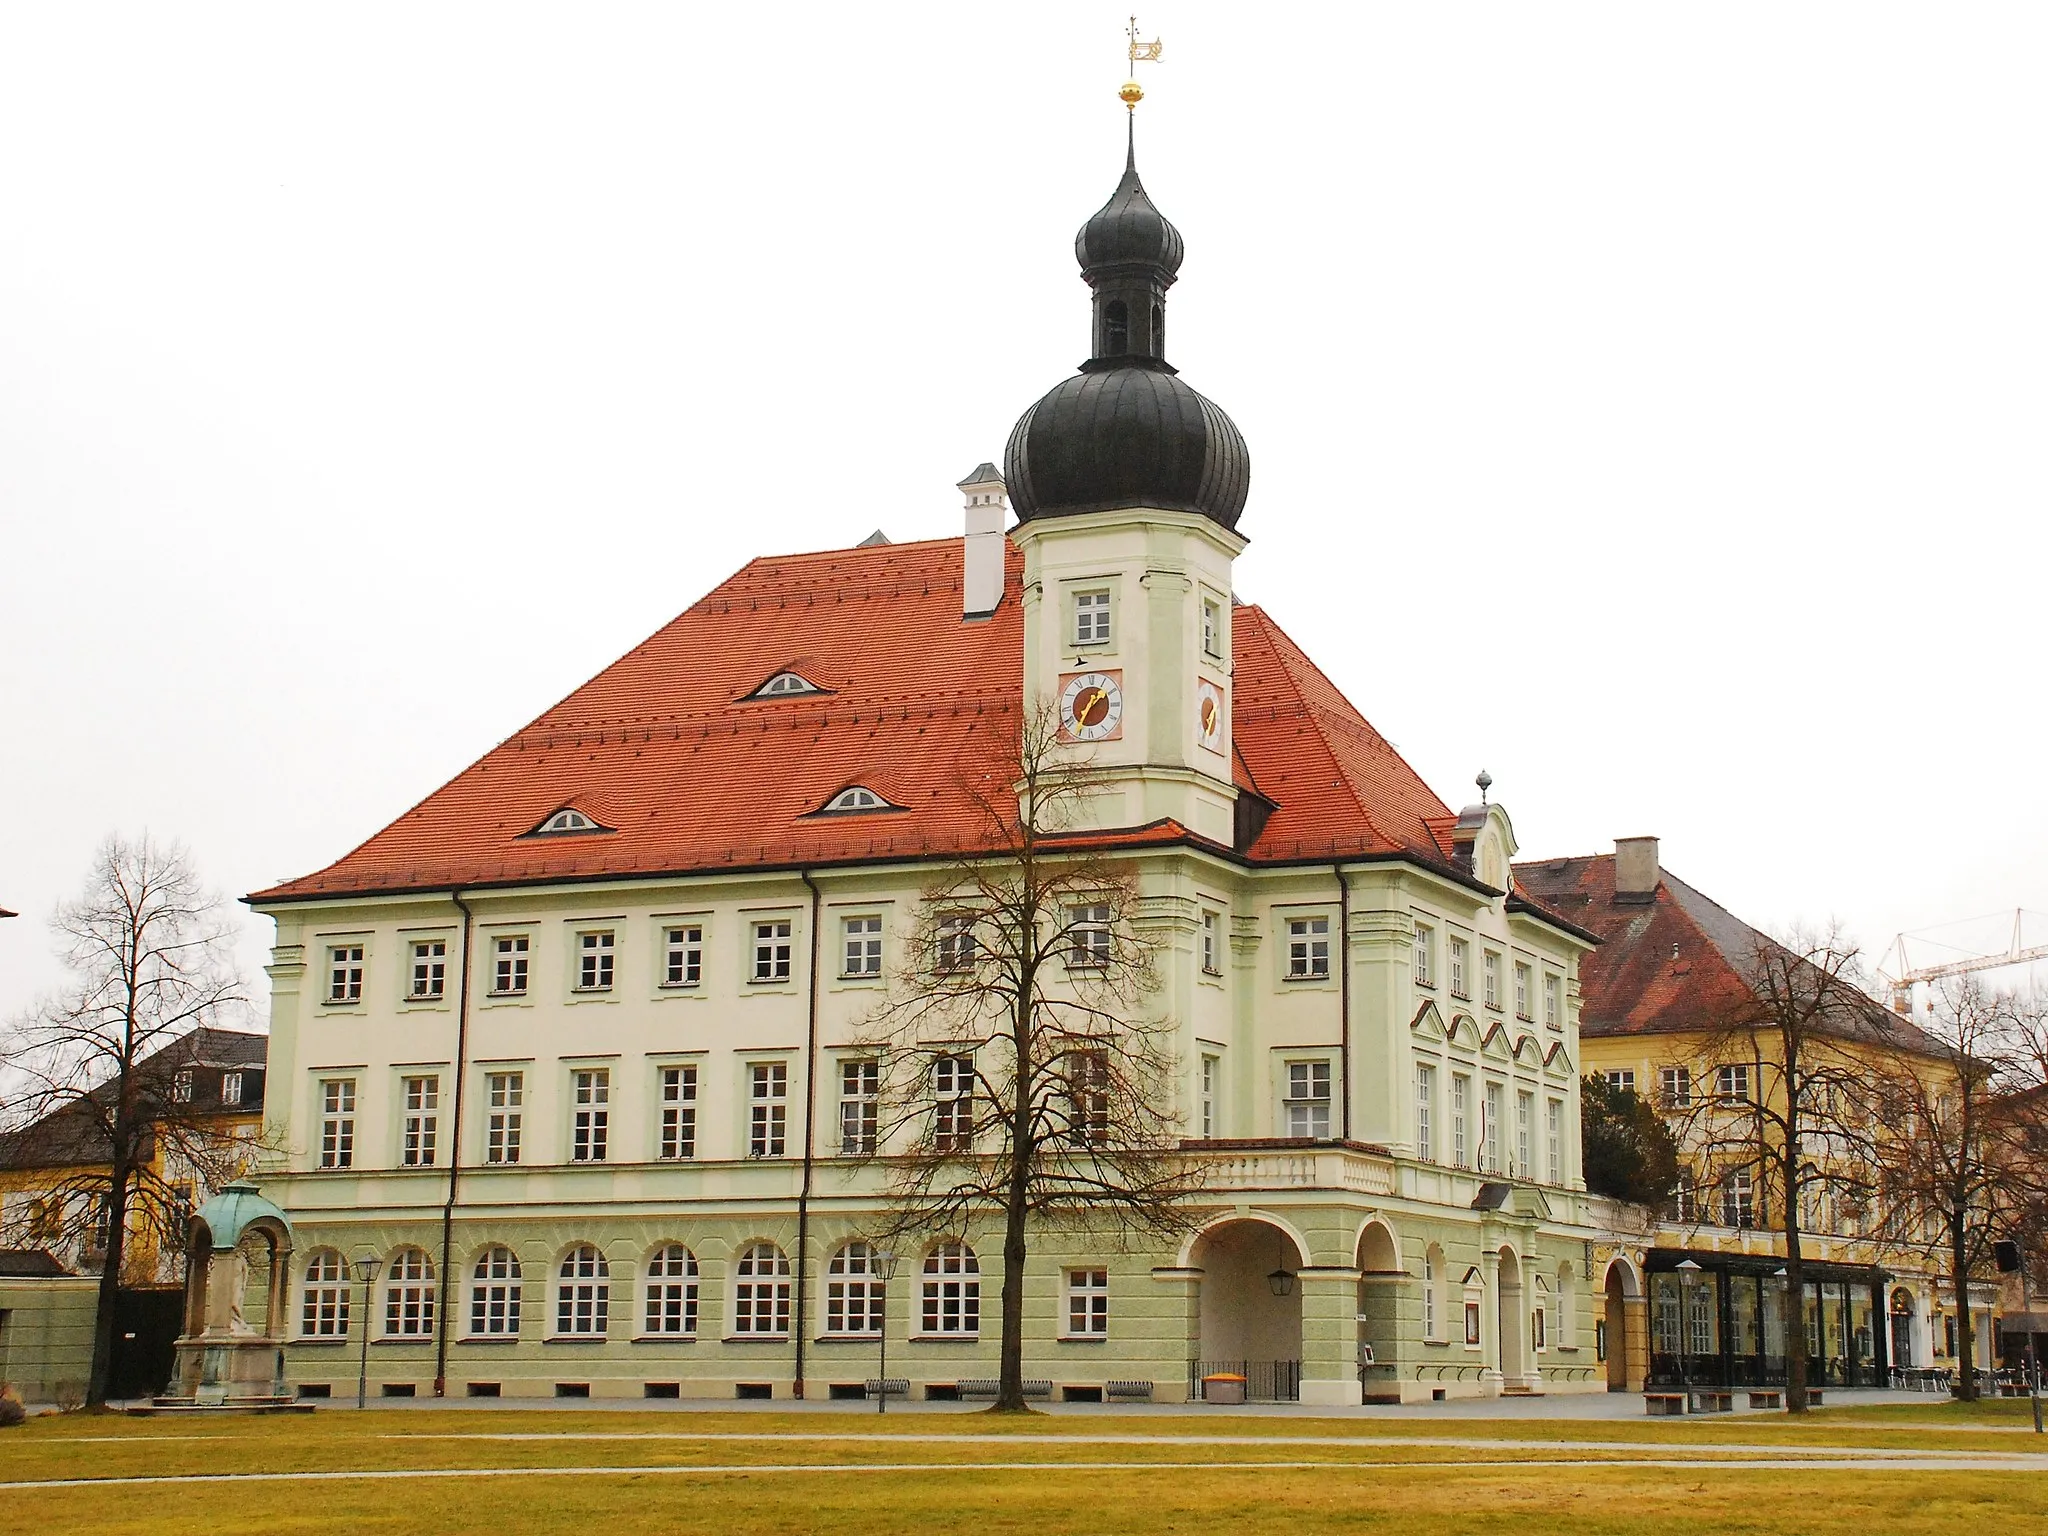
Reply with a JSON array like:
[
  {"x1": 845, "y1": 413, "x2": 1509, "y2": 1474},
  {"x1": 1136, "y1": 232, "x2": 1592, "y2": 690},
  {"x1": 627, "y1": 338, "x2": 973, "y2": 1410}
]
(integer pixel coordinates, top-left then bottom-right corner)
[
  {"x1": 529, "y1": 808, "x2": 606, "y2": 836},
  {"x1": 819, "y1": 786, "x2": 896, "y2": 814},
  {"x1": 753, "y1": 671, "x2": 820, "y2": 699}
]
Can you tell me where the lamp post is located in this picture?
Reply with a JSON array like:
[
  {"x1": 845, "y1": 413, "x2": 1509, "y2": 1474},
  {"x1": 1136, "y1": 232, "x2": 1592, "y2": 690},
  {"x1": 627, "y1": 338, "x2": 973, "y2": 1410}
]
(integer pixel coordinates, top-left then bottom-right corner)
[
  {"x1": 351, "y1": 1253, "x2": 383, "y2": 1411},
  {"x1": 1676, "y1": 1259, "x2": 1703, "y2": 1383},
  {"x1": 874, "y1": 1248, "x2": 899, "y2": 1416}
]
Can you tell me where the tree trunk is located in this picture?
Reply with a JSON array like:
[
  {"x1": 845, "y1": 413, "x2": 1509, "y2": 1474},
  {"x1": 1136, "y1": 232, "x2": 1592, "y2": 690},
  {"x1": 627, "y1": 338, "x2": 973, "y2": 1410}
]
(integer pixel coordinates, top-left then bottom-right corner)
[
  {"x1": 1951, "y1": 1211, "x2": 1977, "y2": 1402},
  {"x1": 85, "y1": 1138, "x2": 133, "y2": 1409},
  {"x1": 1783, "y1": 1147, "x2": 1810, "y2": 1414},
  {"x1": 994, "y1": 1188, "x2": 1029, "y2": 1412}
]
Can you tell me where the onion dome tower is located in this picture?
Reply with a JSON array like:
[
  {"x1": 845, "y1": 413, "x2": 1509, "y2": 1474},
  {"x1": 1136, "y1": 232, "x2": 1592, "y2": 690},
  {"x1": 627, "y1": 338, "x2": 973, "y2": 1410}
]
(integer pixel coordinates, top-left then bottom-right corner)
[{"x1": 1003, "y1": 122, "x2": 1250, "y2": 528}]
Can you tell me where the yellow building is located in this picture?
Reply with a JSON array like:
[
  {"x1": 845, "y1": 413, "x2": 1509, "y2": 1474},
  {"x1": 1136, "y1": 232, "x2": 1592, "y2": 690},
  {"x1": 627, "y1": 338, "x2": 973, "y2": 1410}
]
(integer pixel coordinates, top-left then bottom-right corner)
[{"x1": 1517, "y1": 838, "x2": 1997, "y2": 1392}]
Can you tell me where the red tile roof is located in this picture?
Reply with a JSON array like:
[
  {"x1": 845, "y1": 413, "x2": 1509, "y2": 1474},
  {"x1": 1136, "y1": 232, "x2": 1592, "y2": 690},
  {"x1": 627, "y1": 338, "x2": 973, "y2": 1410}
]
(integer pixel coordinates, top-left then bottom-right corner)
[{"x1": 253, "y1": 537, "x2": 1468, "y2": 903}]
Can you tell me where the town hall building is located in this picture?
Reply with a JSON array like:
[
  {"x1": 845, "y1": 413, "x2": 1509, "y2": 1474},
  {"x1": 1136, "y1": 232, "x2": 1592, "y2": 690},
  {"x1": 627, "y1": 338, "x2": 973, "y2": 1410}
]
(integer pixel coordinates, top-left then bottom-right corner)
[{"x1": 249, "y1": 125, "x2": 1610, "y2": 1405}]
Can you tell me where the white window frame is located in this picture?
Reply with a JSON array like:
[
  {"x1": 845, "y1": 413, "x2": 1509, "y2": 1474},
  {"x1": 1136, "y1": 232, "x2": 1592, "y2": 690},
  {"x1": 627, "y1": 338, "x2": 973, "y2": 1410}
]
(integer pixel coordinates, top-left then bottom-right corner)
[
  {"x1": 571, "y1": 1068, "x2": 610, "y2": 1163},
  {"x1": 1068, "y1": 903, "x2": 1112, "y2": 968},
  {"x1": 920, "y1": 1241, "x2": 981, "y2": 1337},
  {"x1": 1066, "y1": 1268, "x2": 1109, "y2": 1338},
  {"x1": 301, "y1": 1249, "x2": 350, "y2": 1338},
  {"x1": 1200, "y1": 1053, "x2": 1219, "y2": 1139},
  {"x1": 839, "y1": 1058, "x2": 879, "y2": 1154},
  {"x1": 555, "y1": 1244, "x2": 610, "y2": 1337},
  {"x1": 825, "y1": 1241, "x2": 884, "y2": 1337},
  {"x1": 1448, "y1": 936, "x2": 1468, "y2": 998},
  {"x1": 749, "y1": 1061, "x2": 788, "y2": 1158},
  {"x1": 491, "y1": 934, "x2": 530, "y2": 996},
  {"x1": 1547, "y1": 1097, "x2": 1563, "y2": 1184},
  {"x1": 643, "y1": 1244, "x2": 699, "y2": 1337},
  {"x1": 1451, "y1": 1073, "x2": 1470, "y2": 1168},
  {"x1": 1716, "y1": 1064, "x2": 1751, "y2": 1103},
  {"x1": 1287, "y1": 915, "x2": 1331, "y2": 980},
  {"x1": 1283, "y1": 1059, "x2": 1332, "y2": 1139},
  {"x1": 1412, "y1": 922, "x2": 1434, "y2": 987},
  {"x1": 934, "y1": 1053, "x2": 974, "y2": 1152},
  {"x1": 752, "y1": 919, "x2": 793, "y2": 983},
  {"x1": 1415, "y1": 1063, "x2": 1435, "y2": 1163},
  {"x1": 383, "y1": 1248, "x2": 435, "y2": 1337},
  {"x1": 319, "y1": 1078, "x2": 356, "y2": 1169},
  {"x1": 662, "y1": 924, "x2": 704, "y2": 988},
  {"x1": 1661, "y1": 1066, "x2": 1692, "y2": 1109},
  {"x1": 1543, "y1": 973, "x2": 1562, "y2": 1029},
  {"x1": 1201, "y1": 596, "x2": 1223, "y2": 659},
  {"x1": 1604, "y1": 1068, "x2": 1636, "y2": 1093},
  {"x1": 1073, "y1": 587, "x2": 1112, "y2": 647},
  {"x1": 1200, "y1": 909, "x2": 1221, "y2": 975},
  {"x1": 401, "y1": 1074, "x2": 439, "y2": 1167},
  {"x1": 823, "y1": 786, "x2": 890, "y2": 812},
  {"x1": 658, "y1": 1064, "x2": 697, "y2": 1160},
  {"x1": 221, "y1": 1070, "x2": 244, "y2": 1106},
  {"x1": 328, "y1": 944, "x2": 364, "y2": 1004},
  {"x1": 1422, "y1": 1250, "x2": 1438, "y2": 1341},
  {"x1": 576, "y1": 930, "x2": 615, "y2": 992},
  {"x1": 1514, "y1": 962, "x2": 1533, "y2": 1021},
  {"x1": 469, "y1": 1246, "x2": 522, "y2": 1338},
  {"x1": 731, "y1": 1242, "x2": 791, "y2": 1336},
  {"x1": 841, "y1": 914, "x2": 884, "y2": 978},
  {"x1": 485, "y1": 1071, "x2": 523, "y2": 1165},
  {"x1": 1483, "y1": 1081, "x2": 1504, "y2": 1173},
  {"x1": 1482, "y1": 950, "x2": 1502, "y2": 1011},
  {"x1": 936, "y1": 913, "x2": 978, "y2": 973},
  {"x1": 409, "y1": 939, "x2": 447, "y2": 1001},
  {"x1": 1515, "y1": 1089, "x2": 1533, "y2": 1178}
]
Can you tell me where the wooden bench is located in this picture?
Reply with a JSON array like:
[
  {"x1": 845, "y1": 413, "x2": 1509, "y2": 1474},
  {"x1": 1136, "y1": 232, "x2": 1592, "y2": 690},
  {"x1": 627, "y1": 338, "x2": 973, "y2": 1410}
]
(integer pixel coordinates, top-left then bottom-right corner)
[
  {"x1": 1689, "y1": 1390, "x2": 1734, "y2": 1413},
  {"x1": 1747, "y1": 1390, "x2": 1783, "y2": 1410},
  {"x1": 1105, "y1": 1380, "x2": 1155, "y2": 1402},
  {"x1": 1643, "y1": 1392, "x2": 1688, "y2": 1415},
  {"x1": 863, "y1": 1378, "x2": 909, "y2": 1401},
  {"x1": 958, "y1": 1379, "x2": 1052, "y2": 1401}
]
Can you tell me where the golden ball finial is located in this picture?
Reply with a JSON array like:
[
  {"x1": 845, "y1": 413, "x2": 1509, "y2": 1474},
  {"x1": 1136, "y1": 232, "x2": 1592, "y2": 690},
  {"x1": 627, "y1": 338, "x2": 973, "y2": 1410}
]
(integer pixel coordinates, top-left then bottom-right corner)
[{"x1": 1119, "y1": 77, "x2": 1144, "y2": 110}]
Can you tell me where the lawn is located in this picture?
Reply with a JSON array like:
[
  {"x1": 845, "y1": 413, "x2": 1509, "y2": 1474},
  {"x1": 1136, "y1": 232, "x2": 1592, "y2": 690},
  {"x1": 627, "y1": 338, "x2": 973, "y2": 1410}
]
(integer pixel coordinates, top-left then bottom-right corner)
[{"x1": 0, "y1": 1404, "x2": 2041, "y2": 1535}]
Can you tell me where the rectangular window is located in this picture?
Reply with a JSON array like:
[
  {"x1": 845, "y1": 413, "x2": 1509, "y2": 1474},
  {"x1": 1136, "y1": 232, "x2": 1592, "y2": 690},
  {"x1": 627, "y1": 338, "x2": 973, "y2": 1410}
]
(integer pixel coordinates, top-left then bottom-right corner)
[
  {"x1": 1451, "y1": 1074, "x2": 1470, "y2": 1168},
  {"x1": 1415, "y1": 1064, "x2": 1435, "y2": 1162},
  {"x1": 1660, "y1": 1066, "x2": 1692, "y2": 1108},
  {"x1": 577, "y1": 930, "x2": 615, "y2": 991},
  {"x1": 1716, "y1": 1064, "x2": 1751, "y2": 1103},
  {"x1": 172, "y1": 1069, "x2": 195, "y2": 1103},
  {"x1": 1067, "y1": 1269, "x2": 1109, "y2": 1337},
  {"x1": 328, "y1": 945, "x2": 364, "y2": 1003},
  {"x1": 1201, "y1": 597, "x2": 1222, "y2": 658},
  {"x1": 1546, "y1": 1098, "x2": 1562, "y2": 1184},
  {"x1": 1069, "y1": 903, "x2": 1112, "y2": 968},
  {"x1": 486, "y1": 1072, "x2": 523, "y2": 1165},
  {"x1": 1515, "y1": 1089, "x2": 1533, "y2": 1177},
  {"x1": 933, "y1": 1054, "x2": 975, "y2": 1152},
  {"x1": 1721, "y1": 1169, "x2": 1755, "y2": 1228},
  {"x1": 659, "y1": 1065, "x2": 697, "y2": 1160},
  {"x1": 1200, "y1": 1054, "x2": 1219, "y2": 1139},
  {"x1": 936, "y1": 913, "x2": 978, "y2": 973},
  {"x1": 1412, "y1": 922, "x2": 1434, "y2": 986},
  {"x1": 1464, "y1": 1299, "x2": 1482, "y2": 1347},
  {"x1": 752, "y1": 920, "x2": 793, "y2": 983},
  {"x1": 749, "y1": 1062, "x2": 788, "y2": 1157},
  {"x1": 1673, "y1": 1171, "x2": 1697, "y2": 1222},
  {"x1": 1514, "y1": 962, "x2": 1533, "y2": 1020},
  {"x1": 401, "y1": 1075, "x2": 439, "y2": 1167},
  {"x1": 1483, "y1": 1081, "x2": 1503, "y2": 1173},
  {"x1": 1533, "y1": 1304, "x2": 1548, "y2": 1352},
  {"x1": 1200, "y1": 910, "x2": 1220, "y2": 975},
  {"x1": 319, "y1": 1079, "x2": 356, "y2": 1169},
  {"x1": 1604, "y1": 1069, "x2": 1636, "y2": 1093},
  {"x1": 1066, "y1": 1051, "x2": 1110, "y2": 1146},
  {"x1": 1284, "y1": 1059, "x2": 1331, "y2": 1139},
  {"x1": 842, "y1": 915, "x2": 883, "y2": 977},
  {"x1": 1543, "y1": 973, "x2": 1562, "y2": 1029},
  {"x1": 1074, "y1": 588, "x2": 1111, "y2": 645},
  {"x1": 1448, "y1": 937, "x2": 1468, "y2": 998},
  {"x1": 410, "y1": 940, "x2": 447, "y2": 1000},
  {"x1": 571, "y1": 1069, "x2": 610, "y2": 1162},
  {"x1": 221, "y1": 1070, "x2": 244, "y2": 1106},
  {"x1": 663, "y1": 925, "x2": 704, "y2": 987},
  {"x1": 492, "y1": 935, "x2": 529, "y2": 996},
  {"x1": 1423, "y1": 1252, "x2": 1437, "y2": 1340},
  {"x1": 839, "y1": 1059, "x2": 879, "y2": 1154},
  {"x1": 1287, "y1": 916, "x2": 1331, "y2": 979},
  {"x1": 1482, "y1": 951, "x2": 1502, "y2": 1010}
]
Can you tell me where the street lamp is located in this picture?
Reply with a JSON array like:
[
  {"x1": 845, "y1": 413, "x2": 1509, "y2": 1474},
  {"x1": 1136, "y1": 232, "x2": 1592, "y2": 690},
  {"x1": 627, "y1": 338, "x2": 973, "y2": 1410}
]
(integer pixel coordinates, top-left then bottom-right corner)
[
  {"x1": 1267, "y1": 1269, "x2": 1296, "y2": 1298},
  {"x1": 351, "y1": 1253, "x2": 383, "y2": 1411},
  {"x1": 874, "y1": 1248, "x2": 900, "y2": 1416}
]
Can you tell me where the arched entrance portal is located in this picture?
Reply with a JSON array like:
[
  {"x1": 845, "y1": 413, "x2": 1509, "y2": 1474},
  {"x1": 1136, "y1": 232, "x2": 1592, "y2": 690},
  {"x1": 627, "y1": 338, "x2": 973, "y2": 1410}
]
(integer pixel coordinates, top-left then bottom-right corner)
[
  {"x1": 1604, "y1": 1257, "x2": 1645, "y2": 1392},
  {"x1": 1355, "y1": 1222, "x2": 1400, "y2": 1399},
  {"x1": 1495, "y1": 1246, "x2": 1528, "y2": 1387},
  {"x1": 1192, "y1": 1219, "x2": 1304, "y2": 1401}
]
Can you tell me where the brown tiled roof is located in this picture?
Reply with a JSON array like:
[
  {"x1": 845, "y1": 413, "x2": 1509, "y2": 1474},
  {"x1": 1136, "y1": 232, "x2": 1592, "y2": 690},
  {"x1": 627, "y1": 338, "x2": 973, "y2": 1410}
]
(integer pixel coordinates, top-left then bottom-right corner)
[
  {"x1": 252, "y1": 538, "x2": 1472, "y2": 903},
  {"x1": 1513, "y1": 851, "x2": 1946, "y2": 1054}
]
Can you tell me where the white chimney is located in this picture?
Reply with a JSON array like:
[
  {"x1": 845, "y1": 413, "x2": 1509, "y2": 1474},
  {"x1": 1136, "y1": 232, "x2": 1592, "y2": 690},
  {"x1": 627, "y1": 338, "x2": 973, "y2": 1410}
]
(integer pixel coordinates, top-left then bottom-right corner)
[
  {"x1": 958, "y1": 462, "x2": 1008, "y2": 619},
  {"x1": 1614, "y1": 836, "x2": 1661, "y2": 899}
]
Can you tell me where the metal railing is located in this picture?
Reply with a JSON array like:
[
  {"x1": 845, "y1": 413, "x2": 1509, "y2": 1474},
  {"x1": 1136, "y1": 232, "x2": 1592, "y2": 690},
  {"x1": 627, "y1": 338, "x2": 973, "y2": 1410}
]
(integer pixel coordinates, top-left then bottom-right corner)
[{"x1": 1188, "y1": 1359, "x2": 1301, "y2": 1402}]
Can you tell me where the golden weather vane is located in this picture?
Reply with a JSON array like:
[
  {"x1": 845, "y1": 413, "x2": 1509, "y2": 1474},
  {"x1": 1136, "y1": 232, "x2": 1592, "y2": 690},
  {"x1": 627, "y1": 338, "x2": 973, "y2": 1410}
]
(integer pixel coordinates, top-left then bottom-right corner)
[{"x1": 1120, "y1": 15, "x2": 1162, "y2": 111}]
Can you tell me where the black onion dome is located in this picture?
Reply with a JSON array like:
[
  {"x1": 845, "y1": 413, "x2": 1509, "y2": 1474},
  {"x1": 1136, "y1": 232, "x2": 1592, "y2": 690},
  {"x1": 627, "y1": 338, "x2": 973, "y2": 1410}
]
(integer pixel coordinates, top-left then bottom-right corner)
[
  {"x1": 1004, "y1": 367, "x2": 1249, "y2": 530},
  {"x1": 1074, "y1": 141, "x2": 1185, "y2": 277}
]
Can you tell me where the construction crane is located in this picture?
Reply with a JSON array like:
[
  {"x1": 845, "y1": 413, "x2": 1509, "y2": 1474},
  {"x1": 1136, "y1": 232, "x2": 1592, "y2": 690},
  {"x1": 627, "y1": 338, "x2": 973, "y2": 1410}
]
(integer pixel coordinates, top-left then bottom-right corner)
[{"x1": 1879, "y1": 909, "x2": 2048, "y2": 1014}]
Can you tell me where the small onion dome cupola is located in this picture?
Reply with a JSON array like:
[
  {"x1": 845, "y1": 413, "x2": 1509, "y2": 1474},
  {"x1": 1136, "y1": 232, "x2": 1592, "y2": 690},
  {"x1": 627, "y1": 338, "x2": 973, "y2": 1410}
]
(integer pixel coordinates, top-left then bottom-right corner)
[{"x1": 1004, "y1": 122, "x2": 1249, "y2": 531}]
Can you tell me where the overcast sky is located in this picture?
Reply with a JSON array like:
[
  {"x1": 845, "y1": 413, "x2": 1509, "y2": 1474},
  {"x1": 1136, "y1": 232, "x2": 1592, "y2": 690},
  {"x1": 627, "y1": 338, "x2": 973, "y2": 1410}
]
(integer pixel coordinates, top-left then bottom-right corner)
[{"x1": 3, "y1": 3, "x2": 2044, "y2": 1025}]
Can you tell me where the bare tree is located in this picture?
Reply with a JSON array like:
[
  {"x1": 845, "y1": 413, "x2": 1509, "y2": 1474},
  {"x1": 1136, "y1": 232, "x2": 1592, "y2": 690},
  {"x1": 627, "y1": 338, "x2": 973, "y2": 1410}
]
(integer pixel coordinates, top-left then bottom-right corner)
[
  {"x1": 850, "y1": 702, "x2": 1205, "y2": 1411},
  {"x1": 0, "y1": 835, "x2": 249, "y2": 1407},
  {"x1": 1867, "y1": 981, "x2": 2048, "y2": 1398},
  {"x1": 1678, "y1": 923, "x2": 1888, "y2": 1412}
]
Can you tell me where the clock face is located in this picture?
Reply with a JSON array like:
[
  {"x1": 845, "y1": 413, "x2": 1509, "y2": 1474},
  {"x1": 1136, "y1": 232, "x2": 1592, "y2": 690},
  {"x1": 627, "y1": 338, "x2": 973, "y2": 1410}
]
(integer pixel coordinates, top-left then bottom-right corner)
[
  {"x1": 1197, "y1": 678, "x2": 1225, "y2": 751},
  {"x1": 1059, "y1": 670, "x2": 1124, "y2": 742}
]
